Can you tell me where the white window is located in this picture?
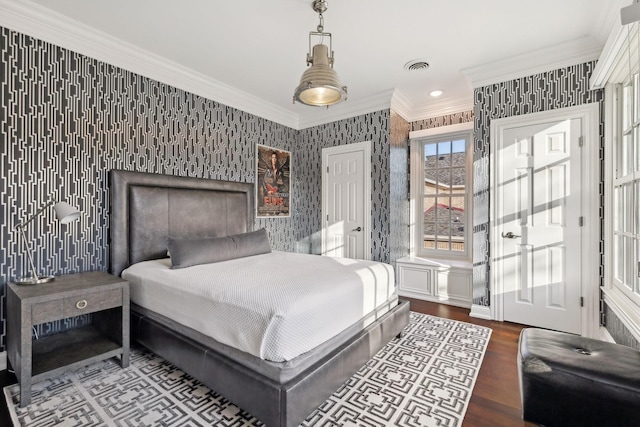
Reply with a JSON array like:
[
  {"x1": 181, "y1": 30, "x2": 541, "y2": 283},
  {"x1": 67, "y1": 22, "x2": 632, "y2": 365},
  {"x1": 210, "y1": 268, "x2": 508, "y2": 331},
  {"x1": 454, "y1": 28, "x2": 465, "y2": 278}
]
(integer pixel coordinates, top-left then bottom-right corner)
[
  {"x1": 596, "y1": 22, "x2": 640, "y2": 340},
  {"x1": 410, "y1": 124, "x2": 473, "y2": 261},
  {"x1": 612, "y1": 76, "x2": 640, "y2": 306}
]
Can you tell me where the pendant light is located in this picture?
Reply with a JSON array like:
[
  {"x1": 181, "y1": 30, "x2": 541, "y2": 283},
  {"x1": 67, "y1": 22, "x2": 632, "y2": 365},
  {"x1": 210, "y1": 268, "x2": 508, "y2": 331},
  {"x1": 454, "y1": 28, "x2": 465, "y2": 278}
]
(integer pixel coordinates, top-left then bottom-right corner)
[{"x1": 293, "y1": 0, "x2": 347, "y2": 107}]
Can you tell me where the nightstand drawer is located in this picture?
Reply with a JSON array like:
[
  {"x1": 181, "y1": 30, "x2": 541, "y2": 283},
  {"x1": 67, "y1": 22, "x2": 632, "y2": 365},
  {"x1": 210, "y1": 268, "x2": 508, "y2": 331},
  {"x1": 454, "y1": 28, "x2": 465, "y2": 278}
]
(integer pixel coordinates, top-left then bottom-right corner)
[
  {"x1": 64, "y1": 289, "x2": 123, "y2": 316},
  {"x1": 32, "y1": 300, "x2": 64, "y2": 324},
  {"x1": 31, "y1": 288, "x2": 123, "y2": 324}
]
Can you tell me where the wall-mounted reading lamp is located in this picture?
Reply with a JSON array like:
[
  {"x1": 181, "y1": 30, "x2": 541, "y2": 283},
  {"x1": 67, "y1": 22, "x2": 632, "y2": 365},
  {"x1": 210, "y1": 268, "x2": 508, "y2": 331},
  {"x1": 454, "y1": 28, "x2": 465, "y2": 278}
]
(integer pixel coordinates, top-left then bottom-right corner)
[{"x1": 15, "y1": 198, "x2": 81, "y2": 285}]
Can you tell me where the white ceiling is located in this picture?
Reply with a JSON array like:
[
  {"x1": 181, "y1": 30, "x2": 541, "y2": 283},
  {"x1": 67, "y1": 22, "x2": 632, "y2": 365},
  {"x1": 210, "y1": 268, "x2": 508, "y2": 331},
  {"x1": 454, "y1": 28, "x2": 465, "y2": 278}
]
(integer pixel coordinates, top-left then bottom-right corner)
[{"x1": 0, "y1": 0, "x2": 626, "y2": 129}]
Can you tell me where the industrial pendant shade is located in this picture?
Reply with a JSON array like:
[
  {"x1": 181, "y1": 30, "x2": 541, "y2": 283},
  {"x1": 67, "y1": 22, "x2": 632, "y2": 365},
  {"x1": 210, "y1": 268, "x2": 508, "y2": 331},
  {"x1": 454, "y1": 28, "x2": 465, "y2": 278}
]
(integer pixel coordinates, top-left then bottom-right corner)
[{"x1": 293, "y1": 0, "x2": 347, "y2": 107}]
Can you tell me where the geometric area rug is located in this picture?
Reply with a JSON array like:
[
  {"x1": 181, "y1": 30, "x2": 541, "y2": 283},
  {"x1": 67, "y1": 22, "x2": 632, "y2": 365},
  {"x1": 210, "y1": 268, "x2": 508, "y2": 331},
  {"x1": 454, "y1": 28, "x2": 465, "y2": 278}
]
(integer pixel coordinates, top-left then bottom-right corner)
[{"x1": 5, "y1": 312, "x2": 491, "y2": 427}]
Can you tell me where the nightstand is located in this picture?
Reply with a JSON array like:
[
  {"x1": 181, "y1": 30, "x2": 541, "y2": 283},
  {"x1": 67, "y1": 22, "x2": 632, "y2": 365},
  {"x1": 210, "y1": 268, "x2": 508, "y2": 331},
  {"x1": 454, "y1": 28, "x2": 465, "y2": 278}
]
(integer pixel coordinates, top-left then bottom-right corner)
[{"x1": 7, "y1": 271, "x2": 130, "y2": 407}]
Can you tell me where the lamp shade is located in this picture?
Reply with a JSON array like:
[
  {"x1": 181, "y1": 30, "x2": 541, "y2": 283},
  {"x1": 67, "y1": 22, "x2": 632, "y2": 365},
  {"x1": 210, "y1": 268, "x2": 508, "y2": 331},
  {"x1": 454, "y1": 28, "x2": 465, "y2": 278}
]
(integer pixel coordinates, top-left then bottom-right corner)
[
  {"x1": 54, "y1": 201, "x2": 81, "y2": 224},
  {"x1": 294, "y1": 44, "x2": 347, "y2": 107}
]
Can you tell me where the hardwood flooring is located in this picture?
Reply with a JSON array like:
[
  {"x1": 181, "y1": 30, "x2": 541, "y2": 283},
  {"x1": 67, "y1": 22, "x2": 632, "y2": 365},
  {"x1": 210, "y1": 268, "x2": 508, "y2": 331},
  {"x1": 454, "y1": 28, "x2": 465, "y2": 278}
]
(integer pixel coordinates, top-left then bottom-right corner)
[
  {"x1": 407, "y1": 298, "x2": 537, "y2": 427},
  {"x1": 0, "y1": 299, "x2": 537, "y2": 426}
]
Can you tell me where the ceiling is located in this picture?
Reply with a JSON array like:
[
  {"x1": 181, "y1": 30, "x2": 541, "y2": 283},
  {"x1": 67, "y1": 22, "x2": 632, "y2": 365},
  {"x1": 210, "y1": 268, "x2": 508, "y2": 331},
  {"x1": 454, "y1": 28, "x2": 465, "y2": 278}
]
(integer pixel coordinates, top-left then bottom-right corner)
[{"x1": 0, "y1": 0, "x2": 626, "y2": 129}]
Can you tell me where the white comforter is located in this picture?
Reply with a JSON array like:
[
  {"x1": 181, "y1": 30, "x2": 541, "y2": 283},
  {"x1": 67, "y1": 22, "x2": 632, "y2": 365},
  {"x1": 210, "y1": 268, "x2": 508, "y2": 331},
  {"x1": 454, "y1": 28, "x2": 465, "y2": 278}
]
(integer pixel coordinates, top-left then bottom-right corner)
[{"x1": 122, "y1": 251, "x2": 396, "y2": 362}]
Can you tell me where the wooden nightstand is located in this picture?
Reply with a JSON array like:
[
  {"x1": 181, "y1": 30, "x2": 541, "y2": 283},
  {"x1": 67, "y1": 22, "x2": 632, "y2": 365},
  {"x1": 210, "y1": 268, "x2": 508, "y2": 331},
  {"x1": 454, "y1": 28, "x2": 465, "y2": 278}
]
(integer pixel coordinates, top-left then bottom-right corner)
[{"x1": 7, "y1": 271, "x2": 130, "y2": 407}]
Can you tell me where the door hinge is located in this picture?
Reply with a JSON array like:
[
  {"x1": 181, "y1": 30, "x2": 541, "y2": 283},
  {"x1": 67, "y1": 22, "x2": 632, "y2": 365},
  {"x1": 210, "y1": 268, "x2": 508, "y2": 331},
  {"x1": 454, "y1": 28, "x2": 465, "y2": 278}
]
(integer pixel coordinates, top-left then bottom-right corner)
[
  {"x1": 578, "y1": 216, "x2": 584, "y2": 227},
  {"x1": 327, "y1": 214, "x2": 329, "y2": 222},
  {"x1": 580, "y1": 297, "x2": 584, "y2": 307},
  {"x1": 327, "y1": 166, "x2": 329, "y2": 173},
  {"x1": 578, "y1": 136, "x2": 584, "y2": 147}
]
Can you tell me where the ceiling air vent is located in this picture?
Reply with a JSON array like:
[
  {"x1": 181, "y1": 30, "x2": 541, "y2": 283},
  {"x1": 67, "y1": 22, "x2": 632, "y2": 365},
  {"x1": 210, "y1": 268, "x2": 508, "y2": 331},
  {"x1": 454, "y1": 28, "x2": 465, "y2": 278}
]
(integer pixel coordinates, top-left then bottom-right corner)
[{"x1": 404, "y1": 60, "x2": 430, "y2": 72}]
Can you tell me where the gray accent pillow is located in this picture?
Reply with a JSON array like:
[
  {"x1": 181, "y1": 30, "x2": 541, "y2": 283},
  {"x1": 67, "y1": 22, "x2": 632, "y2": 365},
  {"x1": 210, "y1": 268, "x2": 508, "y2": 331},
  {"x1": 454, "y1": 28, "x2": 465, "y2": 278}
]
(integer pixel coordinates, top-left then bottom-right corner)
[{"x1": 167, "y1": 228, "x2": 272, "y2": 269}]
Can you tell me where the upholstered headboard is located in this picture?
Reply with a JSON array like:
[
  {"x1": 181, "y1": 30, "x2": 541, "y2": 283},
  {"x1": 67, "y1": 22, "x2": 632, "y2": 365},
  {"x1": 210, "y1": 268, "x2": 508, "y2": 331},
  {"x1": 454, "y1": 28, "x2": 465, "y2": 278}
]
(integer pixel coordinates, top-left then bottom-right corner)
[{"x1": 109, "y1": 170, "x2": 254, "y2": 276}]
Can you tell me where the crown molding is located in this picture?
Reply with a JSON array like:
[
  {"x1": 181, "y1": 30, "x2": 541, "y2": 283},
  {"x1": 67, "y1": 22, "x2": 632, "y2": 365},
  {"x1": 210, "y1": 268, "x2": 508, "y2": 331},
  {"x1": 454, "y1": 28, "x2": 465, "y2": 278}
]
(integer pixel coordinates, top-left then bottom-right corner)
[
  {"x1": 390, "y1": 91, "x2": 472, "y2": 123},
  {"x1": 461, "y1": 36, "x2": 603, "y2": 89},
  {"x1": 0, "y1": 0, "x2": 301, "y2": 129},
  {"x1": 0, "y1": 1, "x2": 398, "y2": 130},
  {"x1": 296, "y1": 89, "x2": 394, "y2": 129},
  {"x1": 405, "y1": 99, "x2": 474, "y2": 122},
  {"x1": 389, "y1": 91, "x2": 413, "y2": 122},
  {"x1": 409, "y1": 121, "x2": 473, "y2": 139},
  {"x1": 590, "y1": 22, "x2": 630, "y2": 89},
  {"x1": 3, "y1": 0, "x2": 599, "y2": 130}
]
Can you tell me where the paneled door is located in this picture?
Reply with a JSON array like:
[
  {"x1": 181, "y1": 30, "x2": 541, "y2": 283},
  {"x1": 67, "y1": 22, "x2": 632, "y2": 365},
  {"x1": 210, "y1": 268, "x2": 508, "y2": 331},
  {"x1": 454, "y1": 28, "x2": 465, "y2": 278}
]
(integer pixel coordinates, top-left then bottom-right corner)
[
  {"x1": 322, "y1": 141, "x2": 371, "y2": 259},
  {"x1": 495, "y1": 118, "x2": 583, "y2": 334}
]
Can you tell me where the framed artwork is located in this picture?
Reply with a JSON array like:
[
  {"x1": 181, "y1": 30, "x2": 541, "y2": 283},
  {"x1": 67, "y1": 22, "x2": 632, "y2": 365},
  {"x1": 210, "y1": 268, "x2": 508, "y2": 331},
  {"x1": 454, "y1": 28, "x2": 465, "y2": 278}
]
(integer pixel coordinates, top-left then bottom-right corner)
[{"x1": 256, "y1": 144, "x2": 291, "y2": 217}]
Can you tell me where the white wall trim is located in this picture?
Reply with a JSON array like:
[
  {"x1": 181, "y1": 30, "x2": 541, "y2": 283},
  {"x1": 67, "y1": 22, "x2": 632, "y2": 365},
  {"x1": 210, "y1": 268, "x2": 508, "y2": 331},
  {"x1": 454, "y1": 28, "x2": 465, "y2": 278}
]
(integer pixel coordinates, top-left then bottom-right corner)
[
  {"x1": 590, "y1": 22, "x2": 630, "y2": 88},
  {"x1": 469, "y1": 304, "x2": 491, "y2": 320},
  {"x1": 409, "y1": 121, "x2": 474, "y2": 139},
  {"x1": 2, "y1": 0, "x2": 602, "y2": 128},
  {"x1": 590, "y1": 0, "x2": 634, "y2": 88},
  {"x1": 489, "y1": 103, "x2": 601, "y2": 339},
  {"x1": 405, "y1": 100, "x2": 473, "y2": 124},
  {"x1": 0, "y1": 350, "x2": 6, "y2": 371},
  {"x1": 602, "y1": 286, "x2": 640, "y2": 343},
  {"x1": 462, "y1": 36, "x2": 603, "y2": 89},
  {"x1": 391, "y1": 91, "x2": 473, "y2": 124}
]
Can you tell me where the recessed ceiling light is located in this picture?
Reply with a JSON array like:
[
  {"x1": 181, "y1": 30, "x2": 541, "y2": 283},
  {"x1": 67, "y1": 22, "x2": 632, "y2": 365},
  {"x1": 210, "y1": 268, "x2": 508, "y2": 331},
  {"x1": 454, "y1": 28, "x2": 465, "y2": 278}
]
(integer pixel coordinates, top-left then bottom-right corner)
[{"x1": 430, "y1": 90, "x2": 443, "y2": 97}]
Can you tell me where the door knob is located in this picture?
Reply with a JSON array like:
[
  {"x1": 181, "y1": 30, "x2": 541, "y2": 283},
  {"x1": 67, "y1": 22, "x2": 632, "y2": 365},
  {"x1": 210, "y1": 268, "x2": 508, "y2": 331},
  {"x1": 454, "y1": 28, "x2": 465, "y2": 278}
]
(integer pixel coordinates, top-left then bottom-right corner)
[
  {"x1": 501, "y1": 231, "x2": 521, "y2": 239},
  {"x1": 352, "y1": 226, "x2": 362, "y2": 232}
]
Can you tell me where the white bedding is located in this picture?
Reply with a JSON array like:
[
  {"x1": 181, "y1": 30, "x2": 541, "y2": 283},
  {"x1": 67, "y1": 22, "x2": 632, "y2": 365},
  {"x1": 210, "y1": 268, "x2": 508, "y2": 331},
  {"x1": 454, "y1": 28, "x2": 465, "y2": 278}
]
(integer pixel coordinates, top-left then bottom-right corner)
[{"x1": 122, "y1": 251, "x2": 396, "y2": 362}]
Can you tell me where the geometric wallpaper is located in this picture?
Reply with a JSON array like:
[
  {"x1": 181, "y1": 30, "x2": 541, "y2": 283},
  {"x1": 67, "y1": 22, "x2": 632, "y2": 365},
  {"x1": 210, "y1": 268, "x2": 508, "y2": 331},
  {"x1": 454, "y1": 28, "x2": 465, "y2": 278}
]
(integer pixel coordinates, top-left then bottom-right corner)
[
  {"x1": 389, "y1": 111, "x2": 410, "y2": 267},
  {"x1": 0, "y1": 25, "x2": 396, "y2": 352}
]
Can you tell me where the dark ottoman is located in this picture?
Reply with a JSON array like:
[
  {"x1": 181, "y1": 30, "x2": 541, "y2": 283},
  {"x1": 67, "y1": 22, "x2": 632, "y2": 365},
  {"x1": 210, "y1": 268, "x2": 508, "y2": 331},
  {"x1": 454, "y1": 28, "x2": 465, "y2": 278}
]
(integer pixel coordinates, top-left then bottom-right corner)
[{"x1": 518, "y1": 328, "x2": 640, "y2": 427}]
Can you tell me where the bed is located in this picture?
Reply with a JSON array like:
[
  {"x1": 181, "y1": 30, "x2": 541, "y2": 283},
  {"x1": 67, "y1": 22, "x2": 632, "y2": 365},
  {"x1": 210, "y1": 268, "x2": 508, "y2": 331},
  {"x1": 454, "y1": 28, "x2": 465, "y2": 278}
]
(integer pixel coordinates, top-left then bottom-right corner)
[{"x1": 108, "y1": 169, "x2": 410, "y2": 427}]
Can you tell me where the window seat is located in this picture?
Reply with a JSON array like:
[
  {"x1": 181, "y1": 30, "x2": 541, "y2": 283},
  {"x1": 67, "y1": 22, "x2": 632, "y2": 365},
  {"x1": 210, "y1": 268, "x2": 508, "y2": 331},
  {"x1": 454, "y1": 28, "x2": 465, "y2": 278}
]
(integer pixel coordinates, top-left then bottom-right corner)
[{"x1": 396, "y1": 256, "x2": 472, "y2": 308}]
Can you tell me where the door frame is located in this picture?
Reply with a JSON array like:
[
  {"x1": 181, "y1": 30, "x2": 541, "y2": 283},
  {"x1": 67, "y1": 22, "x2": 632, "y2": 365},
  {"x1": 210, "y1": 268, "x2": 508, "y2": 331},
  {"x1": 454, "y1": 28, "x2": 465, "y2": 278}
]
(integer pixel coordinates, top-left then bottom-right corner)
[
  {"x1": 321, "y1": 141, "x2": 372, "y2": 260},
  {"x1": 489, "y1": 103, "x2": 600, "y2": 338}
]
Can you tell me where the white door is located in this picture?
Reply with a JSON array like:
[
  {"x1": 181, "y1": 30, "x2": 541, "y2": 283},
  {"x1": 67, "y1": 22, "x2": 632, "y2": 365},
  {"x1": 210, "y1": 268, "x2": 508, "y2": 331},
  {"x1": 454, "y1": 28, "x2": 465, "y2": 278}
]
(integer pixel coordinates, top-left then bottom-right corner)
[
  {"x1": 322, "y1": 141, "x2": 371, "y2": 259},
  {"x1": 496, "y1": 118, "x2": 582, "y2": 334}
]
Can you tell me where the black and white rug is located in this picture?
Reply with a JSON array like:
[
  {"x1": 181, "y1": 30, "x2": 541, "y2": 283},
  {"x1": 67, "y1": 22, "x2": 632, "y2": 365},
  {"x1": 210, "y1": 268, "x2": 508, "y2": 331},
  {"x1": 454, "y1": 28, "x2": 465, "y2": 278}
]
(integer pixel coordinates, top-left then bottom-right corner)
[{"x1": 5, "y1": 313, "x2": 491, "y2": 426}]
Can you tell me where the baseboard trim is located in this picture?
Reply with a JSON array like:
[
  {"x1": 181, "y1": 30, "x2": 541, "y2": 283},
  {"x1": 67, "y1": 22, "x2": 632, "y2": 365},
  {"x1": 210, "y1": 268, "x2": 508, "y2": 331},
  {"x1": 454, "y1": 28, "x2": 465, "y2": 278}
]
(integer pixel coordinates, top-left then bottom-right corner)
[
  {"x1": 0, "y1": 351, "x2": 6, "y2": 371},
  {"x1": 469, "y1": 304, "x2": 492, "y2": 320}
]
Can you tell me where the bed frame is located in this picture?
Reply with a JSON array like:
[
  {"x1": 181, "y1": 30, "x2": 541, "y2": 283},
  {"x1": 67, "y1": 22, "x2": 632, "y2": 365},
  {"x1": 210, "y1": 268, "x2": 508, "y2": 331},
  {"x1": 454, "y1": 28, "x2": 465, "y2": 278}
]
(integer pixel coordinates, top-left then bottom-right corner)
[{"x1": 108, "y1": 169, "x2": 410, "y2": 427}]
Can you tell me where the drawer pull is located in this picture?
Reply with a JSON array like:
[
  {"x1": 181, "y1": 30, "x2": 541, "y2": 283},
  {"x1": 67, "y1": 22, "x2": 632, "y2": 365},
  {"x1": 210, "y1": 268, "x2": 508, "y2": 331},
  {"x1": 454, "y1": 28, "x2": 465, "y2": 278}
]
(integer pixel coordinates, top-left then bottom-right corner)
[{"x1": 76, "y1": 299, "x2": 88, "y2": 310}]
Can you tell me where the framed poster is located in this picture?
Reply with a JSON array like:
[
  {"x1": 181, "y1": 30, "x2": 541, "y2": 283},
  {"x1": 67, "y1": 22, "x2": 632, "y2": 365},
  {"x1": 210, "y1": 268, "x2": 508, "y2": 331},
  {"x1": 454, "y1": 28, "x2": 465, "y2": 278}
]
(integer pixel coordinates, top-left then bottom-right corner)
[{"x1": 256, "y1": 144, "x2": 291, "y2": 217}]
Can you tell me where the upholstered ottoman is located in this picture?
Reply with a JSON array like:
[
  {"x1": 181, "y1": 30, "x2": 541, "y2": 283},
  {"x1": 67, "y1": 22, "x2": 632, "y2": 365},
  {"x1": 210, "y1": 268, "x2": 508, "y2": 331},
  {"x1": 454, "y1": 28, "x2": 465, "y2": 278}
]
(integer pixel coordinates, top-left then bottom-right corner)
[{"x1": 518, "y1": 328, "x2": 640, "y2": 427}]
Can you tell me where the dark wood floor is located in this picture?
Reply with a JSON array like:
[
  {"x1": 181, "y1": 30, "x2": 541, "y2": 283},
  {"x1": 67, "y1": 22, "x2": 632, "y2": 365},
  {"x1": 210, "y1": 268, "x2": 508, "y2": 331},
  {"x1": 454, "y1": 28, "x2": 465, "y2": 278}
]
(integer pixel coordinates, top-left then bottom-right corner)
[
  {"x1": 0, "y1": 299, "x2": 536, "y2": 426},
  {"x1": 408, "y1": 298, "x2": 537, "y2": 427}
]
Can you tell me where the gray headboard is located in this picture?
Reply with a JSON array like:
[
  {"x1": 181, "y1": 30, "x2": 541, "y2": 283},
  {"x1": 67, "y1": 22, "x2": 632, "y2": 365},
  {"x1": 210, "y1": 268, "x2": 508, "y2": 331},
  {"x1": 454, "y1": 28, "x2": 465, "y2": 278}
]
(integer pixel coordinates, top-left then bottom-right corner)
[{"x1": 109, "y1": 170, "x2": 254, "y2": 276}]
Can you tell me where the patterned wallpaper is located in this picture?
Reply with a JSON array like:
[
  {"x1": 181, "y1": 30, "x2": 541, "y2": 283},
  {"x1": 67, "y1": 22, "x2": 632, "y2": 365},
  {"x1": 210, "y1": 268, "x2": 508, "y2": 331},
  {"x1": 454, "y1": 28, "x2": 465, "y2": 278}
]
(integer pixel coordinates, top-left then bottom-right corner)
[
  {"x1": 0, "y1": 26, "x2": 395, "y2": 352},
  {"x1": 389, "y1": 111, "x2": 410, "y2": 268},
  {"x1": 473, "y1": 61, "x2": 605, "y2": 307},
  {"x1": 296, "y1": 112, "x2": 393, "y2": 263}
]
